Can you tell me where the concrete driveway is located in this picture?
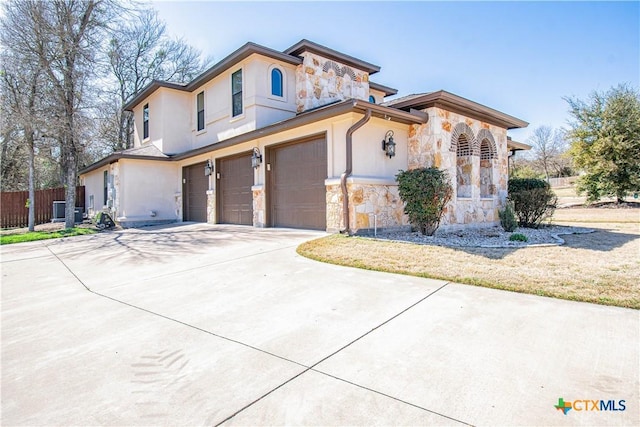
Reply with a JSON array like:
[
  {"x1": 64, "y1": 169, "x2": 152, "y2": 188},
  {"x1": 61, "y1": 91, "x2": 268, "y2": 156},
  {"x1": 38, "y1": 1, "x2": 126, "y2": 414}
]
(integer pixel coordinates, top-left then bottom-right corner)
[{"x1": 1, "y1": 223, "x2": 638, "y2": 426}]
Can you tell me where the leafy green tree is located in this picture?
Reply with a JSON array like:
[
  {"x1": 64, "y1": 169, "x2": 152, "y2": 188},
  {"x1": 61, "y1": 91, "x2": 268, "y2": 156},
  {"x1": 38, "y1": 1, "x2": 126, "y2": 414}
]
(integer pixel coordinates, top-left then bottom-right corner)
[{"x1": 565, "y1": 84, "x2": 640, "y2": 203}]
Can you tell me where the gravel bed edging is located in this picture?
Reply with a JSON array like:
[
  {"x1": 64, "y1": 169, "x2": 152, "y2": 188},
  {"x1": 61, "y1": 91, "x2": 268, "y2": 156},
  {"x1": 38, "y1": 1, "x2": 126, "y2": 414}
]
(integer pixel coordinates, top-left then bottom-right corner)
[{"x1": 364, "y1": 226, "x2": 596, "y2": 248}]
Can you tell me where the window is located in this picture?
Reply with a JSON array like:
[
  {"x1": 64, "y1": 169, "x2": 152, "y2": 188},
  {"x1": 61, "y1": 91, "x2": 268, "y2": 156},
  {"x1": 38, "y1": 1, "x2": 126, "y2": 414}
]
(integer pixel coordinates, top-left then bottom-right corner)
[
  {"x1": 368, "y1": 95, "x2": 376, "y2": 103},
  {"x1": 456, "y1": 134, "x2": 473, "y2": 198},
  {"x1": 197, "y1": 91, "x2": 205, "y2": 131},
  {"x1": 271, "y1": 68, "x2": 283, "y2": 97},
  {"x1": 480, "y1": 138, "x2": 496, "y2": 197},
  {"x1": 103, "y1": 171, "x2": 108, "y2": 206},
  {"x1": 231, "y1": 69, "x2": 243, "y2": 117},
  {"x1": 143, "y1": 103, "x2": 149, "y2": 139}
]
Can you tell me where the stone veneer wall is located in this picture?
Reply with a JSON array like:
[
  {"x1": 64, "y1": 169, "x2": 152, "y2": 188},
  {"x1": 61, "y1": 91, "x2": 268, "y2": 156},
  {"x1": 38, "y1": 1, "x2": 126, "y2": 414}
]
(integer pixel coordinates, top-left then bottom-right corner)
[
  {"x1": 206, "y1": 190, "x2": 215, "y2": 223},
  {"x1": 174, "y1": 192, "x2": 182, "y2": 220},
  {"x1": 407, "y1": 107, "x2": 509, "y2": 228},
  {"x1": 252, "y1": 185, "x2": 265, "y2": 227},
  {"x1": 326, "y1": 180, "x2": 409, "y2": 233},
  {"x1": 296, "y1": 52, "x2": 370, "y2": 113}
]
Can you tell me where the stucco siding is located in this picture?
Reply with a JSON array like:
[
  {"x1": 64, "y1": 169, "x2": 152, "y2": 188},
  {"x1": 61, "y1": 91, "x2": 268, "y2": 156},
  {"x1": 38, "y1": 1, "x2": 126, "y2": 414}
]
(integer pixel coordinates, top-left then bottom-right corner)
[
  {"x1": 116, "y1": 160, "x2": 180, "y2": 223},
  {"x1": 81, "y1": 165, "x2": 109, "y2": 217},
  {"x1": 160, "y1": 89, "x2": 191, "y2": 155}
]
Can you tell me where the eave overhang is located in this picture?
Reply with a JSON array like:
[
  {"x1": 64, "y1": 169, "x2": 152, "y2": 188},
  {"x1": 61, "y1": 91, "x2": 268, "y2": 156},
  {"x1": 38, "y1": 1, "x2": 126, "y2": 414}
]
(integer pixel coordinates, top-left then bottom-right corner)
[
  {"x1": 123, "y1": 42, "x2": 303, "y2": 111},
  {"x1": 369, "y1": 81, "x2": 398, "y2": 96},
  {"x1": 284, "y1": 39, "x2": 380, "y2": 75},
  {"x1": 171, "y1": 99, "x2": 427, "y2": 161},
  {"x1": 507, "y1": 137, "x2": 531, "y2": 151},
  {"x1": 389, "y1": 90, "x2": 528, "y2": 130},
  {"x1": 84, "y1": 99, "x2": 428, "y2": 173},
  {"x1": 79, "y1": 153, "x2": 171, "y2": 175}
]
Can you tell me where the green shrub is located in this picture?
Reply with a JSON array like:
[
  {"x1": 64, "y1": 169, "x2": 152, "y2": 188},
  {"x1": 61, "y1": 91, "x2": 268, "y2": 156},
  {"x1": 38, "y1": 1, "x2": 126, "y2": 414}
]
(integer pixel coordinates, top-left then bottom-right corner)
[
  {"x1": 396, "y1": 167, "x2": 453, "y2": 236},
  {"x1": 509, "y1": 233, "x2": 528, "y2": 242},
  {"x1": 508, "y1": 178, "x2": 557, "y2": 228},
  {"x1": 498, "y1": 201, "x2": 518, "y2": 232}
]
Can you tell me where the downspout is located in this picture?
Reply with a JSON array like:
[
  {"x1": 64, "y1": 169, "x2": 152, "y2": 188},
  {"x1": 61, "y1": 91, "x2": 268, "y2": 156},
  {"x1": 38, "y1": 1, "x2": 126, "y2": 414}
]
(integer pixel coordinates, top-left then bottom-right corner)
[{"x1": 340, "y1": 108, "x2": 372, "y2": 235}]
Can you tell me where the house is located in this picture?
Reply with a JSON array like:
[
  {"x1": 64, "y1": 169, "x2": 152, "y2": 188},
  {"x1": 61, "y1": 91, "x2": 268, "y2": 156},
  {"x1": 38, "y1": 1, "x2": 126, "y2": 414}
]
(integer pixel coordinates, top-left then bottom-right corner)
[{"x1": 79, "y1": 39, "x2": 529, "y2": 233}]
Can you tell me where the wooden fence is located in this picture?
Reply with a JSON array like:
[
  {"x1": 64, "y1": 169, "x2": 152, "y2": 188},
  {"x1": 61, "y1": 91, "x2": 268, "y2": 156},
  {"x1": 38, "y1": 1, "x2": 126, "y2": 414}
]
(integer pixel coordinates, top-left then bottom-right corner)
[{"x1": 0, "y1": 186, "x2": 85, "y2": 229}]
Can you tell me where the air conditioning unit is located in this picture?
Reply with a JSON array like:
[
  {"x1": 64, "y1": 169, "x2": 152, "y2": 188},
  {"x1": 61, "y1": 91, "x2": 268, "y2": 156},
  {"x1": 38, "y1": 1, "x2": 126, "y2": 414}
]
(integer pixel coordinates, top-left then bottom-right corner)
[
  {"x1": 52, "y1": 202, "x2": 84, "y2": 224},
  {"x1": 52, "y1": 201, "x2": 66, "y2": 222}
]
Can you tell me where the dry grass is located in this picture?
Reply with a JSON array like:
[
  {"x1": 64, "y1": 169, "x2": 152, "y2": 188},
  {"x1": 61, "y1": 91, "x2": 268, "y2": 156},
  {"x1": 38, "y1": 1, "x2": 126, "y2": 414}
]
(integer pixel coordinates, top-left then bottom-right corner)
[{"x1": 298, "y1": 208, "x2": 640, "y2": 309}]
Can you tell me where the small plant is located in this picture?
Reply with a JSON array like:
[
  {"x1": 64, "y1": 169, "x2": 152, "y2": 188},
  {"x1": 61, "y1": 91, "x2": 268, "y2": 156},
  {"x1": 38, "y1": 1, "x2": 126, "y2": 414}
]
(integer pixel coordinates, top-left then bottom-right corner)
[
  {"x1": 94, "y1": 211, "x2": 116, "y2": 230},
  {"x1": 498, "y1": 201, "x2": 518, "y2": 232},
  {"x1": 508, "y1": 178, "x2": 557, "y2": 228},
  {"x1": 396, "y1": 167, "x2": 453, "y2": 236},
  {"x1": 509, "y1": 233, "x2": 528, "y2": 242}
]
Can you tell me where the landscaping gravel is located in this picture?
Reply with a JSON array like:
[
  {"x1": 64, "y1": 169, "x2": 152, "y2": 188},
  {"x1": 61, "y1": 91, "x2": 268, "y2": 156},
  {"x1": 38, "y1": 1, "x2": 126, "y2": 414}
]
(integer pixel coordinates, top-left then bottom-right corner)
[{"x1": 369, "y1": 225, "x2": 595, "y2": 248}]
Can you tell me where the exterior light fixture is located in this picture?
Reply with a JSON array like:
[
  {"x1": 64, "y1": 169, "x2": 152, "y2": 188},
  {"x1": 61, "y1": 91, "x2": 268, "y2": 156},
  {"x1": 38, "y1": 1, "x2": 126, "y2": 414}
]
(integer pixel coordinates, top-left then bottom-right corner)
[
  {"x1": 204, "y1": 159, "x2": 213, "y2": 176},
  {"x1": 381, "y1": 130, "x2": 396, "y2": 158},
  {"x1": 251, "y1": 147, "x2": 263, "y2": 168}
]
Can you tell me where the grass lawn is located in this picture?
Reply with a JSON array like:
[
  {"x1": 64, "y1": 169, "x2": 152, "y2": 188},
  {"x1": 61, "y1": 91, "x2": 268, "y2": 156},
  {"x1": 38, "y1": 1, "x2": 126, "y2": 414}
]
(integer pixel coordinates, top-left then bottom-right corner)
[
  {"x1": 298, "y1": 207, "x2": 640, "y2": 309},
  {"x1": 0, "y1": 227, "x2": 97, "y2": 245}
]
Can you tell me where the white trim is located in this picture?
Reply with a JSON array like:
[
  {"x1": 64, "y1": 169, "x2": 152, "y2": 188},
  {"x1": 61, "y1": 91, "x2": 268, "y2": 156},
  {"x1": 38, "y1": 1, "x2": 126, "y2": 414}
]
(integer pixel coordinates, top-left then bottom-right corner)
[
  {"x1": 230, "y1": 67, "x2": 244, "y2": 118},
  {"x1": 196, "y1": 90, "x2": 206, "y2": 132},
  {"x1": 267, "y1": 64, "x2": 286, "y2": 102}
]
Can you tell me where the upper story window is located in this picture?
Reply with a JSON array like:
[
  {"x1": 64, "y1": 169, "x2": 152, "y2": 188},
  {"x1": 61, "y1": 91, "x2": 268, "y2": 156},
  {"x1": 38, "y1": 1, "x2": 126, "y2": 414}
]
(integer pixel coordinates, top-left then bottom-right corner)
[
  {"x1": 231, "y1": 69, "x2": 243, "y2": 117},
  {"x1": 368, "y1": 95, "x2": 376, "y2": 103},
  {"x1": 197, "y1": 91, "x2": 205, "y2": 131},
  {"x1": 143, "y1": 103, "x2": 149, "y2": 140},
  {"x1": 271, "y1": 68, "x2": 283, "y2": 97}
]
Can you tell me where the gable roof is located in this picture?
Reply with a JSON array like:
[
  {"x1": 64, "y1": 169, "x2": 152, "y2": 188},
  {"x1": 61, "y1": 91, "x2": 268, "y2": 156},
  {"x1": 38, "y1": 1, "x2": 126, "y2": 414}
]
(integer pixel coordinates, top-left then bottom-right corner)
[
  {"x1": 284, "y1": 39, "x2": 380, "y2": 75},
  {"x1": 123, "y1": 39, "x2": 386, "y2": 112},
  {"x1": 123, "y1": 42, "x2": 303, "y2": 111},
  {"x1": 385, "y1": 90, "x2": 528, "y2": 129},
  {"x1": 78, "y1": 141, "x2": 170, "y2": 175}
]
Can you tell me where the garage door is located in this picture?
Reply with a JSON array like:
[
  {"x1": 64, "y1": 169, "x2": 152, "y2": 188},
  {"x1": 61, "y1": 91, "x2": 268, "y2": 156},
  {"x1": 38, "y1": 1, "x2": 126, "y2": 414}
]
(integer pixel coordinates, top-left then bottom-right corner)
[
  {"x1": 183, "y1": 162, "x2": 208, "y2": 222},
  {"x1": 217, "y1": 153, "x2": 253, "y2": 225},
  {"x1": 269, "y1": 137, "x2": 327, "y2": 230}
]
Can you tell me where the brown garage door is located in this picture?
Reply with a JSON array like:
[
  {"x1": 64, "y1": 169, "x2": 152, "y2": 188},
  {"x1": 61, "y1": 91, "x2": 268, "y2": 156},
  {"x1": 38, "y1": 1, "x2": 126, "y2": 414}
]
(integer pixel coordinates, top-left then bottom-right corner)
[
  {"x1": 217, "y1": 153, "x2": 253, "y2": 225},
  {"x1": 269, "y1": 137, "x2": 327, "y2": 230},
  {"x1": 183, "y1": 162, "x2": 208, "y2": 222}
]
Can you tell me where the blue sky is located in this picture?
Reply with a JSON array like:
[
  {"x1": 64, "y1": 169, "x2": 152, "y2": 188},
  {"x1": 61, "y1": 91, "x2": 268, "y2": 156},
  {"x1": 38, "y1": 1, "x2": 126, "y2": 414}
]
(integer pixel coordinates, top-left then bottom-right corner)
[{"x1": 152, "y1": 1, "x2": 639, "y2": 143}]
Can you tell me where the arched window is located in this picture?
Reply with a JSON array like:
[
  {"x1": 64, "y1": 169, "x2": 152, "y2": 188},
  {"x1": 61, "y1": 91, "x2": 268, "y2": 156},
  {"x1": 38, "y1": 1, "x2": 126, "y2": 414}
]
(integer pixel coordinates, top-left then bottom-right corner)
[
  {"x1": 368, "y1": 95, "x2": 376, "y2": 103},
  {"x1": 479, "y1": 134, "x2": 497, "y2": 197},
  {"x1": 271, "y1": 68, "x2": 283, "y2": 97},
  {"x1": 456, "y1": 133, "x2": 473, "y2": 198}
]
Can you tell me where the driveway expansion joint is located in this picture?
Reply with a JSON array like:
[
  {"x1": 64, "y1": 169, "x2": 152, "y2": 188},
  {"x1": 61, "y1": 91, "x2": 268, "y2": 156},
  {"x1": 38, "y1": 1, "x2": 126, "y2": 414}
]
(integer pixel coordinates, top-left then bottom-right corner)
[
  {"x1": 44, "y1": 245, "x2": 309, "y2": 368},
  {"x1": 215, "y1": 282, "x2": 453, "y2": 425},
  {"x1": 46, "y1": 243, "x2": 465, "y2": 426},
  {"x1": 310, "y1": 369, "x2": 472, "y2": 426}
]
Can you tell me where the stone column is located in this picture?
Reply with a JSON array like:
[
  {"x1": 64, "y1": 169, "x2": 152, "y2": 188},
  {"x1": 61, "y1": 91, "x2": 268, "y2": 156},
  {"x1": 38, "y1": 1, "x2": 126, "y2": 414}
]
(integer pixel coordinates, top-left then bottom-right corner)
[
  {"x1": 206, "y1": 190, "x2": 215, "y2": 224},
  {"x1": 252, "y1": 185, "x2": 265, "y2": 227}
]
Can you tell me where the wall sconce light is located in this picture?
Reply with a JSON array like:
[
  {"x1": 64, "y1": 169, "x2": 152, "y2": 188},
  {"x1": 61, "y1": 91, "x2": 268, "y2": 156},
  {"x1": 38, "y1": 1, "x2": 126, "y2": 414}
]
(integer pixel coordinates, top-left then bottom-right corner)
[
  {"x1": 381, "y1": 130, "x2": 396, "y2": 158},
  {"x1": 204, "y1": 159, "x2": 213, "y2": 176},
  {"x1": 251, "y1": 147, "x2": 263, "y2": 168}
]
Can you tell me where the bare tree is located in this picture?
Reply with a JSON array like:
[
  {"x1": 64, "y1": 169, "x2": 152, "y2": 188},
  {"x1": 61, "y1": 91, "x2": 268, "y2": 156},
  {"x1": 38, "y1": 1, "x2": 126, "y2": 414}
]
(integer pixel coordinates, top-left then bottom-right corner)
[
  {"x1": 103, "y1": 8, "x2": 211, "y2": 151},
  {"x1": 0, "y1": 86, "x2": 28, "y2": 191},
  {"x1": 0, "y1": 52, "x2": 45, "y2": 231},
  {"x1": 527, "y1": 125, "x2": 568, "y2": 181},
  {"x1": 1, "y1": 0, "x2": 118, "y2": 228}
]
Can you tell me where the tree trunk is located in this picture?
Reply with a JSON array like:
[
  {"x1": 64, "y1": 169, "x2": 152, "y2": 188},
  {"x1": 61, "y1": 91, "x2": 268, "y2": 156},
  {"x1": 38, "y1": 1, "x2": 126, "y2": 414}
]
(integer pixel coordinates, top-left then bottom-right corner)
[
  {"x1": 27, "y1": 134, "x2": 35, "y2": 232},
  {"x1": 64, "y1": 152, "x2": 77, "y2": 229}
]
